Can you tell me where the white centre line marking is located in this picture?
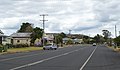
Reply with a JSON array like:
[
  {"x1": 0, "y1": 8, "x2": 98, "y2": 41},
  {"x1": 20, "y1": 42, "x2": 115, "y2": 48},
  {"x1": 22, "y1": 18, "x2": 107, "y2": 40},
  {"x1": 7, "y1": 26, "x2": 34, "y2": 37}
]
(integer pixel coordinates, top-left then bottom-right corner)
[
  {"x1": 79, "y1": 46, "x2": 98, "y2": 70},
  {"x1": 10, "y1": 47, "x2": 87, "y2": 70}
]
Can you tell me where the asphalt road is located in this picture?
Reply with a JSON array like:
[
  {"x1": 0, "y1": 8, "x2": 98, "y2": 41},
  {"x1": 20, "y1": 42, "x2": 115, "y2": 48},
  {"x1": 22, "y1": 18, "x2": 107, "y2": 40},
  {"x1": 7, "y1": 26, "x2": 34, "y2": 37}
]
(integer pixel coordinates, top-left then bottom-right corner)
[{"x1": 0, "y1": 45, "x2": 120, "y2": 70}]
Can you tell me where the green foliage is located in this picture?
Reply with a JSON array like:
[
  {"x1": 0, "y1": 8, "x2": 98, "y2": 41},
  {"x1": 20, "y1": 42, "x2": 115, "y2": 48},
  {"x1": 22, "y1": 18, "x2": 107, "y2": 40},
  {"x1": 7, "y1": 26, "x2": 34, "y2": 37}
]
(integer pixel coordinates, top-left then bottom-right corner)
[
  {"x1": 102, "y1": 30, "x2": 111, "y2": 41},
  {"x1": 5, "y1": 44, "x2": 13, "y2": 49},
  {"x1": 54, "y1": 35, "x2": 63, "y2": 44},
  {"x1": 83, "y1": 38, "x2": 89, "y2": 44},
  {"x1": 13, "y1": 44, "x2": 29, "y2": 48},
  {"x1": 66, "y1": 39, "x2": 73, "y2": 44},
  {"x1": 0, "y1": 44, "x2": 3, "y2": 47},
  {"x1": 83, "y1": 36, "x2": 89, "y2": 39},
  {"x1": 18, "y1": 22, "x2": 33, "y2": 32},
  {"x1": 83, "y1": 36, "x2": 90, "y2": 44},
  {"x1": 59, "y1": 32, "x2": 66, "y2": 38},
  {"x1": 114, "y1": 36, "x2": 120, "y2": 46},
  {"x1": 30, "y1": 27, "x2": 43, "y2": 44},
  {"x1": 93, "y1": 34, "x2": 105, "y2": 44}
]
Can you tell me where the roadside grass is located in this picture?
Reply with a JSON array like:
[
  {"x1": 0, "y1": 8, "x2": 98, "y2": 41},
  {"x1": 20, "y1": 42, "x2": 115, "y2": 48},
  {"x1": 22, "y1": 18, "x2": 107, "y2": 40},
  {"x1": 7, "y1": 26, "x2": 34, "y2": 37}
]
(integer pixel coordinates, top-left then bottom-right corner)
[
  {"x1": 7, "y1": 47, "x2": 43, "y2": 53},
  {"x1": 108, "y1": 46, "x2": 120, "y2": 52}
]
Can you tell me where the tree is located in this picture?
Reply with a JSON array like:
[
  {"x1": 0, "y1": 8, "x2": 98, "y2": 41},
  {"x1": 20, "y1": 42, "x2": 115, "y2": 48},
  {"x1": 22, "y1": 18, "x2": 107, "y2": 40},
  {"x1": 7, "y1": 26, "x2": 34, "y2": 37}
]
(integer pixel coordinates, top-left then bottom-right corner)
[
  {"x1": 93, "y1": 34, "x2": 105, "y2": 44},
  {"x1": 18, "y1": 22, "x2": 33, "y2": 32},
  {"x1": 54, "y1": 35, "x2": 63, "y2": 44},
  {"x1": 30, "y1": 27, "x2": 43, "y2": 44},
  {"x1": 66, "y1": 39, "x2": 73, "y2": 45},
  {"x1": 54, "y1": 32, "x2": 66, "y2": 45},
  {"x1": 114, "y1": 36, "x2": 120, "y2": 46},
  {"x1": 102, "y1": 30, "x2": 111, "y2": 41},
  {"x1": 59, "y1": 32, "x2": 66, "y2": 38},
  {"x1": 83, "y1": 36, "x2": 90, "y2": 44},
  {"x1": 102, "y1": 30, "x2": 112, "y2": 46}
]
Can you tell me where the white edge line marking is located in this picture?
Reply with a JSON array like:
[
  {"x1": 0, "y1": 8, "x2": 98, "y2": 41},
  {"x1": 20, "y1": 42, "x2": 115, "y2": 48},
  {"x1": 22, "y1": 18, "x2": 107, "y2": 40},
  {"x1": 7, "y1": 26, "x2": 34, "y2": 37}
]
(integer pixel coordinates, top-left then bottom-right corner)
[
  {"x1": 80, "y1": 46, "x2": 98, "y2": 70},
  {"x1": 10, "y1": 47, "x2": 87, "y2": 70}
]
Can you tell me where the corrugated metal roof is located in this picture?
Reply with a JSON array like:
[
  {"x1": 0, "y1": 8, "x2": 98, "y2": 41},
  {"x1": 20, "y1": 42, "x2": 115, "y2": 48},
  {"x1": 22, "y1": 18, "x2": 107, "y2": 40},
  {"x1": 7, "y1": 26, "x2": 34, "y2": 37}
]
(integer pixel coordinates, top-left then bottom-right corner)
[
  {"x1": 10, "y1": 33, "x2": 32, "y2": 38},
  {"x1": 0, "y1": 30, "x2": 6, "y2": 37},
  {"x1": 0, "y1": 30, "x2": 4, "y2": 34}
]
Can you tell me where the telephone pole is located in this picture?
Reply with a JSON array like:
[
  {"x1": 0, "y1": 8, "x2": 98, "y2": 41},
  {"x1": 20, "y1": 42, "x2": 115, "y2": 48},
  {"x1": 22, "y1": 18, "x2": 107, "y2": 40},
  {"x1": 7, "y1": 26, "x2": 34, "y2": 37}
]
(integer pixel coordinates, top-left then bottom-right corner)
[
  {"x1": 40, "y1": 14, "x2": 48, "y2": 46},
  {"x1": 40, "y1": 14, "x2": 48, "y2": 31},
  {"x1": 69, "y1": 30, "x2": 72, "y2": 35}
]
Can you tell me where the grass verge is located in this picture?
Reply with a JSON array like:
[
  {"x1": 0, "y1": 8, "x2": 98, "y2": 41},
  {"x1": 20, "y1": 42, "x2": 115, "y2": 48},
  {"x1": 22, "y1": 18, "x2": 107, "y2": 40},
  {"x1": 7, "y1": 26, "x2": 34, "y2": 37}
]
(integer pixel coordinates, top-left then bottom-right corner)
[
  {"x1": 7, "y1": 47, "x2": 43, "y2": 53},
  {"x1": 108, "y1": 46, "x2": 120, "y2": 52}
]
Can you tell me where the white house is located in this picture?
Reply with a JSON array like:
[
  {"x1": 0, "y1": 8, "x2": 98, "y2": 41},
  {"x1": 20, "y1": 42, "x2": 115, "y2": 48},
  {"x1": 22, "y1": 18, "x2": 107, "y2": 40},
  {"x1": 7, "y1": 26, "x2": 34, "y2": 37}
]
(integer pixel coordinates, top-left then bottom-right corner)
[
  {"x1": 44, "y1": 33, "x2": 55, "y2": 44},
  {"x1": 10, "y1": 33, "x2": 32, "y2": 46}
]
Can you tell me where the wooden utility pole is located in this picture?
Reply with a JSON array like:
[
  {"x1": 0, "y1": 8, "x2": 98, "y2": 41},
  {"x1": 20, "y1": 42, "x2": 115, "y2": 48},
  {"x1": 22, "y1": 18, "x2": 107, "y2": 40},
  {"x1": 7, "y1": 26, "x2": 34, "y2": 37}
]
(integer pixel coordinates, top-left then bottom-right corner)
[
  {"x1": 40, "y1": 14, "x2": 48, "y2": 46},
  {"x1": 40, "y1": 14, "x2": 48, "y2": 31},
  {"x1": 69, "y1": 30, "x2": 72, "y2": 35}
]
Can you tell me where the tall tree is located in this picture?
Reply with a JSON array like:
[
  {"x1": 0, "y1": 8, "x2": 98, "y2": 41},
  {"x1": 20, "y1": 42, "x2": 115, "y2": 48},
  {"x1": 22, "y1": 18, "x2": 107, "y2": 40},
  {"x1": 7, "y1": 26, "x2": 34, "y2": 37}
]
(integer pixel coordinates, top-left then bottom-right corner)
[
  {"x1": 30, "y1": 27, "x2": 43, "y2": 44},
  {"x1": 102, "y1": 30, "x2": 111, "y2": 41},
  {"x1": 93, "y1": 34, "x2": 105, "y2": 44},
  {"x1": 18, "y1": 22, "x2": 33, "y2": 32},
  {"x1": 114, "y1": 36, "x2": 120, "y2": 46},
  {"x1": 54, "y1": 35, "x2": 63, "y2": 44},
  {"x1": 60, "y1": 32, "x2": 66, "y2": 38}
]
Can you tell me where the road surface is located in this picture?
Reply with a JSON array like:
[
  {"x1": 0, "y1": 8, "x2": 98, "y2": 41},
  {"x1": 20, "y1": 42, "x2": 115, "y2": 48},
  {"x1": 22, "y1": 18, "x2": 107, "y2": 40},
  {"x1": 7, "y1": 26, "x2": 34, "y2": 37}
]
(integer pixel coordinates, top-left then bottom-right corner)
[{"x1": 0, "y1": 45, "x2": 120, "y2": 70}]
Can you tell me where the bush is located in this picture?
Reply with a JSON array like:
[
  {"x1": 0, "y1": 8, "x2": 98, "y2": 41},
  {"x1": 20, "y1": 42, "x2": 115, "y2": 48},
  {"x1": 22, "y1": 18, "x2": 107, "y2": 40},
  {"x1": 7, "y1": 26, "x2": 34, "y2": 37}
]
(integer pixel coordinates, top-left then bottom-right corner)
[
  {"x1": 13, "y1": 44, "x2": 29, "y2": 48},
  {"x1": 5, "y1": 44, "x2": 13, "y2": 49},
  {"x1": 66, "y1": 39, "x2": 73, "y2": 45},
  {"x1": 0, "y1": 44, "x2": 3, "y2": 47}
]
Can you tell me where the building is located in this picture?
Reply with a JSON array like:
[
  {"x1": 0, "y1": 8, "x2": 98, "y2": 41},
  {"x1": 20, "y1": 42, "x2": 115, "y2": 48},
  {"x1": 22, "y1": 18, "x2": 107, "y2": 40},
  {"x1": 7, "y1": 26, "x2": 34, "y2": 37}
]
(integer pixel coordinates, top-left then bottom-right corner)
[
  {"x1": 10, "y1": 33, "x2": 32, "y2": 46},
  {"x1": 44, "y1": 33, "x2": 57, "y2": 44},
  {"x1": 63, "y1": 38, "x2": 70, "y2": 44},
  {"x1": 0, "y1": 30, "x2": 11, "y2": 45}
]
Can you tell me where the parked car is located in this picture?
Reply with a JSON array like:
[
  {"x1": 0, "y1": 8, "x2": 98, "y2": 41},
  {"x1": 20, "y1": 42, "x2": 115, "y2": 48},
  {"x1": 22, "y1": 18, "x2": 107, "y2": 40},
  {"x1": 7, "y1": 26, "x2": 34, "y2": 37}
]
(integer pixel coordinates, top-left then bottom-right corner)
[
  {"x1": 93, "y1": 43, "x2": 96, "y2": 46},
  {"x1": 43, "y1": 44, "x2": 58, "y2": 50}
]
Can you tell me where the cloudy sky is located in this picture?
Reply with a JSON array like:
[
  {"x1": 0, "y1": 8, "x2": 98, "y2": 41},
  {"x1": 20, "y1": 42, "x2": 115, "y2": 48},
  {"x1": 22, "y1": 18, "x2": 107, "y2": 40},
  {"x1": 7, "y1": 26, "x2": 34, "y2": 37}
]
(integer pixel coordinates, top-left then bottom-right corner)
[{"x1": 0, "y1": 0, "x2": 120, "y2": 37}]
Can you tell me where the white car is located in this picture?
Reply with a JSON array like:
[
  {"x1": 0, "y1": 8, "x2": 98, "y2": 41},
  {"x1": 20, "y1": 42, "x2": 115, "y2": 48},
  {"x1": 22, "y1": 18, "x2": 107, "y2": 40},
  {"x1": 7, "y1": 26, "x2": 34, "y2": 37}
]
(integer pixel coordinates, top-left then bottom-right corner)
[
  {"x1": 43, "y1": 44, "x2": 58, "y2": 50},
  {"x1": 93, "y1": 43, "x2": 96, "y2": 46}
]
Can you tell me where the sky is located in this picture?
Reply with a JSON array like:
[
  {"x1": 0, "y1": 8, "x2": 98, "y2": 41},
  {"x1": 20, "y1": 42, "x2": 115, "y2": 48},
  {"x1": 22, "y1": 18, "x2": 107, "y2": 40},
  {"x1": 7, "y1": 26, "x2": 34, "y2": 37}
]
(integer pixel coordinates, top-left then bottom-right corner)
[{"x1": 0, "y1": 0, "x2": 120, "y2": 37}]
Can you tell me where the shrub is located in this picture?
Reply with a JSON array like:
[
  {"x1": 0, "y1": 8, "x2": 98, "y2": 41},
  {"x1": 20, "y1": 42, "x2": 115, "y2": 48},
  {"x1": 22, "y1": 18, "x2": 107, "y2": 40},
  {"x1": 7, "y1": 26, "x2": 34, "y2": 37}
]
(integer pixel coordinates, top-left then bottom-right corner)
[
  {"x1": 5, "y1": 44, "x2": 13, "y2": 49},
  {"x1": 0, "y1": 44, "x2": 3, "y2": 47},
  {"x1": 13, "y1": 44, "x2": 29, "y2": 48},
  {"x1": 66, "y1": 39, "x2": 73, "y2": 45}
]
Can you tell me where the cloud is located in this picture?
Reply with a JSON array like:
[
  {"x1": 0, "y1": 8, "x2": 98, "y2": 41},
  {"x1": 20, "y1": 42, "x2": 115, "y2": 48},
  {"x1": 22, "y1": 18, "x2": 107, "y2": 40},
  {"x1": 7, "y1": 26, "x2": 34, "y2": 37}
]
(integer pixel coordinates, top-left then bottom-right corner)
[{"x1": 0, "y1": 0, "x2": 120, "y2": 37}]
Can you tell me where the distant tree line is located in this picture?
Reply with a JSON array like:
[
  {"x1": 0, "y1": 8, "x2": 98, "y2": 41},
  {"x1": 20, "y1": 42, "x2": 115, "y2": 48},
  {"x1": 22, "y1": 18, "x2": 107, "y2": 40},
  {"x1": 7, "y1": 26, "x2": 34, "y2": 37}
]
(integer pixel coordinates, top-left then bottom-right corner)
[{"x1": 17, "y1": 22, "x2": 120, "y2": 47}]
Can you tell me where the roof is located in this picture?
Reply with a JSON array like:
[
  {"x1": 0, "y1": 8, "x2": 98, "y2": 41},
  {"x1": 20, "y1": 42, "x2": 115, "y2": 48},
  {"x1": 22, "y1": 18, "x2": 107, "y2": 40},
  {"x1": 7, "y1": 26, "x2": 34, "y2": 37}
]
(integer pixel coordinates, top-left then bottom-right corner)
[
  {"x1": 10, "y1": 33, "x2": 32, "y2": 38},
  {"x1": 63, "y1": 38, "x2": 70, "y2": 40},
  {"x1": 0, "y1": 30, "x2": 4, "y2": 34},
  {"x1": 45, "y1": 33, "x2": 60, "y2": 36},
  {"x1": 0, "y1": 34, "x2": 7, "y2": 37},
  {"x1": 0, "y1": 30, "x2": 6, "y2": 37}
]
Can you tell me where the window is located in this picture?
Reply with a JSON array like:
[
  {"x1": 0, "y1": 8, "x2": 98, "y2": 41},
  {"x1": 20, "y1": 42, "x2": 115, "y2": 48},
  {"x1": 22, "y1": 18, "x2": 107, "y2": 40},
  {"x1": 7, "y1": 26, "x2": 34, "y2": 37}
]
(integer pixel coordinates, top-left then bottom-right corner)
[{"x1": 17, "y1": 40, "x2": 20, "y2": 43}]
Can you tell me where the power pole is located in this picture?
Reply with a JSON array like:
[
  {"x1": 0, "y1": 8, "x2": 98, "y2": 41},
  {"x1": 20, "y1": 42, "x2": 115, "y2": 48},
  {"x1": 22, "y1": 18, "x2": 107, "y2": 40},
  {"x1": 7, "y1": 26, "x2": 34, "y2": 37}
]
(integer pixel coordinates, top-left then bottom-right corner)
[
  {"x1": 115, "y1": 25, "x2": 117, "y2": 47},
  {"x1": 40, "y1": 14, "x2": 48, "y2": 46},
  {"x1": 69, "y1": 30, "x2": 72, "y2": 35},
  {"x1": 40, "y1": 14, "x2": 48, "y2": 31}
]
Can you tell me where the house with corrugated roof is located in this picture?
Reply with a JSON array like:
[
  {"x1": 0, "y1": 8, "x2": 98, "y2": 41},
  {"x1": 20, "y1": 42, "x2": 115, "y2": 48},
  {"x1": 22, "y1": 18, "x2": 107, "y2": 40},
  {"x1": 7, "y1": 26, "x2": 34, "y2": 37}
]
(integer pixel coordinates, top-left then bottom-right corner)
[{"x1": 10, "y1": 33, "x2": 32, "y2": 46}]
